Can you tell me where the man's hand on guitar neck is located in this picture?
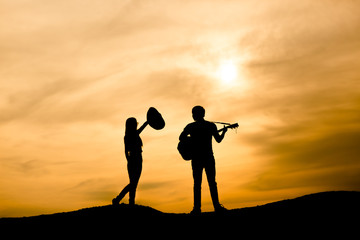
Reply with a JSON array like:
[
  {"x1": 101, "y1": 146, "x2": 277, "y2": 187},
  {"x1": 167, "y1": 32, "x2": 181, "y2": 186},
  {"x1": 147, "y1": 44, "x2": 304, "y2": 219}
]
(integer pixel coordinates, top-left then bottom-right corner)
[{"x1": 222, "y1": 125, "x2": 228, "y2": 134}]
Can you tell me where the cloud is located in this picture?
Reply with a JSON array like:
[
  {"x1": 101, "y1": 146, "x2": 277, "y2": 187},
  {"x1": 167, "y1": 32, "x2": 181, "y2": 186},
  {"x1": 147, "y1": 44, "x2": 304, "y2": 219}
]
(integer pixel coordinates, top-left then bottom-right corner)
[
  {"x1": 241, "y1": 0, "x2": 360, "y2": 82},
  {"x1": 138, "y1": 180, "x2": 173, "y2": 191},
  {"x1": 145, "y1": 68, "x2": 215, "y2": 104},
  {"x1": 231, "y1": 0, "x2": 360, "y2": 193},
  {"x1": 0, "y1": 79, "x2": 86, "y2": 123},
  {"x1": 242, "y1": 99, "x2": 360, "y2": 191},
  {"x1": 0, "y1": 156, "x2": 75, "y2": 177},
  {"x1": 65, "y1": 177, "x2": 117, "y2": 201}
]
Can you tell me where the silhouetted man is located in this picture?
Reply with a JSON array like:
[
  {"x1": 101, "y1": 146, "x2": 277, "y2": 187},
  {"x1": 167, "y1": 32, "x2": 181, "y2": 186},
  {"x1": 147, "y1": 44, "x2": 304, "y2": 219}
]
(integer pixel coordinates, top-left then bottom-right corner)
[{"x1": 179, "y1": 106, "x2": 227, "y2": 214}]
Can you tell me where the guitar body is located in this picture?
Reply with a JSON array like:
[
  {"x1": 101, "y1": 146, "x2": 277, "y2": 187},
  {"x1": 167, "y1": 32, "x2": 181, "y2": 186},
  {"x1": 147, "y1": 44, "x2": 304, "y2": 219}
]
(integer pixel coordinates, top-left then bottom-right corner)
[{"x1": 177, "y1": 136, "x2": 193, "y2": 161}]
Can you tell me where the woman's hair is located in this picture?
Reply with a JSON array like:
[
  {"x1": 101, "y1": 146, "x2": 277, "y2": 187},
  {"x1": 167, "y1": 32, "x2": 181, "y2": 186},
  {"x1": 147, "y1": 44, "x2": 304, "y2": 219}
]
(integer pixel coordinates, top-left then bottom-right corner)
[{"x1": 125, "y1": 117, "x2": 138, "y2": 135}]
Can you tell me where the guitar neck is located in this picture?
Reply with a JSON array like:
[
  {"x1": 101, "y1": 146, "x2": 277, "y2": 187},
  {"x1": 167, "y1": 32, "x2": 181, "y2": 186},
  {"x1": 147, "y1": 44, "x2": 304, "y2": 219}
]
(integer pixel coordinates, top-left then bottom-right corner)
[{"x1": 217, "y1": 123, "x2": 239, "y2": 132}]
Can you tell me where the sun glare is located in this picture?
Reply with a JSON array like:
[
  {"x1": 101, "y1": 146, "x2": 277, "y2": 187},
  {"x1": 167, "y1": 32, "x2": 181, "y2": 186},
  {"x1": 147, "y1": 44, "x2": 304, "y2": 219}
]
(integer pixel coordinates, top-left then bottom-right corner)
[{"x1": 217, "y1": 60, "x2": 238, "y2": 84}]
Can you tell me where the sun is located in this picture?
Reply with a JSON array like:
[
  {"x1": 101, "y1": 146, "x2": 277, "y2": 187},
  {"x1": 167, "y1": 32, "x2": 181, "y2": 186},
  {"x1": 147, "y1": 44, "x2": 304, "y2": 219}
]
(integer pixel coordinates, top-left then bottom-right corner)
[{"x1": 217, "y1": 60, "x2": 238, "y2": 84}]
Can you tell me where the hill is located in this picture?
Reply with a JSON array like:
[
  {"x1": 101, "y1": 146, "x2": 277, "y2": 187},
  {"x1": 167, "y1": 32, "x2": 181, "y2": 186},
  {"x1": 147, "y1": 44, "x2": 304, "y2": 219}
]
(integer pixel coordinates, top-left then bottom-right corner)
[{"x1": 1, "y1": 191, "x2": 359, "y2": 236}]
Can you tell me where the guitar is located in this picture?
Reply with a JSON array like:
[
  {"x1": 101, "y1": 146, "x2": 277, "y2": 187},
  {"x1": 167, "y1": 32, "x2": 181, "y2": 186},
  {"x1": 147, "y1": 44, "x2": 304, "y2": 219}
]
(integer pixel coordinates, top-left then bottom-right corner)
[{"x1": 177, "y1": 123, "x2": 239, "y2": 161}]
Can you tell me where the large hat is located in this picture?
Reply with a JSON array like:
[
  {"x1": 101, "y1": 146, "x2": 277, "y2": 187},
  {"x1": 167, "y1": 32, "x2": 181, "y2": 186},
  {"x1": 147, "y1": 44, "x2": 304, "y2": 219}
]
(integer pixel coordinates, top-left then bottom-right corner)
[{"x1": 147, "y1": 107, "x2": 165, "y2": 130}]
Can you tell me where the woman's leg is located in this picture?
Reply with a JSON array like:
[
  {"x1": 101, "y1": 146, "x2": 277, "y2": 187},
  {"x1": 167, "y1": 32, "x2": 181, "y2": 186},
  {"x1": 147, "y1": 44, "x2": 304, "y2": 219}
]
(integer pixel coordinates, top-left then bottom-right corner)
[
  {"x1": 113, "y1": 154, "x2": 142, "y2": 205},
  {"x1": 113, "y1": 183, "x2": 131, "y2": 205},
  {"x1": 128, "y1": 154, "x2": 143, "y2": 205}
]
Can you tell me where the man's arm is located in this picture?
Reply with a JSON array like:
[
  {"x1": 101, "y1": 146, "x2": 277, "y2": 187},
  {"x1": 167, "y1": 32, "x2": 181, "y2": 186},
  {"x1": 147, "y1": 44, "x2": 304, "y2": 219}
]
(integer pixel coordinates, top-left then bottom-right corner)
[
  {"x1": 179, "y1": 126, "x2": 190, "y2": 141},
  {"x1": 213, "y1": 124, "x2": 227, "y2": 143}
]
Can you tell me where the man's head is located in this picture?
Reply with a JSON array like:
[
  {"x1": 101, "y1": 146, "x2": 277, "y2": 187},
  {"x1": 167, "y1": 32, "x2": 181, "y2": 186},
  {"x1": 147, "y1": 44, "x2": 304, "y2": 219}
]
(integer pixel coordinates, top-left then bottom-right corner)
[{"x1": 192, "y1": 105, "x2": 205, "y2": 121}]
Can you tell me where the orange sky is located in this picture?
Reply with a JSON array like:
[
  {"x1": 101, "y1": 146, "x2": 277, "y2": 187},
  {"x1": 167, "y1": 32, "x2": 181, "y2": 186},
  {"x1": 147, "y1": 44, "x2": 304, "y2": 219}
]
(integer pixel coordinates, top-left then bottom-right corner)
[{"x1": 1, "y1": 0, "x2": 360, "y2": 217}]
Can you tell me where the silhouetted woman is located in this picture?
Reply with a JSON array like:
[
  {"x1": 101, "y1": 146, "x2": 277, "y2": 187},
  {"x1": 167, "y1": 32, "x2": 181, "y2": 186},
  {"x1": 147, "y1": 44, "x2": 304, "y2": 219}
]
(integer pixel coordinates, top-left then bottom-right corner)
[{"x1": 112, "y1": 118, "x2": 148, "y2": 206}]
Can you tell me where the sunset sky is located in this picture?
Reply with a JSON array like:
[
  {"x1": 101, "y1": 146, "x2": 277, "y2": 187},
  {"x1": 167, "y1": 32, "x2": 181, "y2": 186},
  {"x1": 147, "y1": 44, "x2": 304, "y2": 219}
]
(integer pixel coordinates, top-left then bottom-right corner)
[{"x1": 1, "y1": 0, "x2": 360, "y2": 217}]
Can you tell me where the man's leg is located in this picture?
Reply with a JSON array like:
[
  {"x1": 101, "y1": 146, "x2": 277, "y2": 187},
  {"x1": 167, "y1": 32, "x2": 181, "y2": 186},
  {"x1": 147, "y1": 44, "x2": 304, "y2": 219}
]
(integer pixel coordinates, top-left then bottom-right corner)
[
  {"x1": 191, "y1": 160, "x2": 203, "y2": 212},
  {"x1": 204, "y1": 156, "x2": 221, "y2": 209}
]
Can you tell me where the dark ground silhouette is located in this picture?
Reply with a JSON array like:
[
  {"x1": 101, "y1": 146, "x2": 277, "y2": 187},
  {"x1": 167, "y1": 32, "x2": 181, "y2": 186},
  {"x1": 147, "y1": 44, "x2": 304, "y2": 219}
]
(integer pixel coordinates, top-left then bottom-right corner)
[{"x1": 1, "y1": 191, "x2": 359, "y2": 236}]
